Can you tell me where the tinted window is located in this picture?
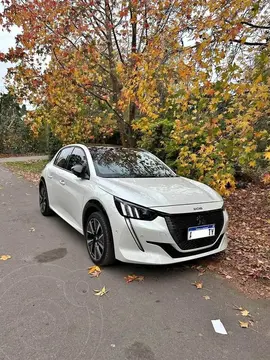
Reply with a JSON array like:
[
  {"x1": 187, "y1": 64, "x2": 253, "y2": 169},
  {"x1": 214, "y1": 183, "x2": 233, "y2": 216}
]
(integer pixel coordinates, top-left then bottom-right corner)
[
  {"x1": 89, "y1": 147, "x2": 176, "y2": 178},
  {"x1": 54, "y1": 147, "x2": 74, "y2": 169},
  {"x1": 67, "y1": 147, "x2": 87, "y2": 171}
]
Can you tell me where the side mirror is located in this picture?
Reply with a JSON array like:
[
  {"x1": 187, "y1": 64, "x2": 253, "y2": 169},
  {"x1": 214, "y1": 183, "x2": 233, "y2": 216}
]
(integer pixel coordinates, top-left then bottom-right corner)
[{"x1": 71, "y1": 164, "x2": 86, "y2": 178}]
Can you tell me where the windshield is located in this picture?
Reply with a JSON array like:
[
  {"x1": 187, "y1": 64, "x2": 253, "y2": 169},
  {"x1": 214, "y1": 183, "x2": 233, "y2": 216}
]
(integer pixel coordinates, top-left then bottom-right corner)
[{"x1": 89, "y1": 147, "x2": 177, "y2": 178}]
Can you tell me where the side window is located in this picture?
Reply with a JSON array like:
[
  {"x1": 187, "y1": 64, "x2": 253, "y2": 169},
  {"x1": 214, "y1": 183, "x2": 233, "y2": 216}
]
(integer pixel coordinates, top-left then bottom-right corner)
[
  {"x1": 67, "y1": 147, "x2": 87, "y2": 171},
  {"x1": 54, "y1": 147, "x2": 74, "y2": 169}
]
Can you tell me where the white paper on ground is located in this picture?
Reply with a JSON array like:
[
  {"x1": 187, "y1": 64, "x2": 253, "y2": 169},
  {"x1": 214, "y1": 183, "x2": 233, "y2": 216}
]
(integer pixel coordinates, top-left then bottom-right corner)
[{"x1": 211, "y1": 319, "x2": 227, "y2": 335}]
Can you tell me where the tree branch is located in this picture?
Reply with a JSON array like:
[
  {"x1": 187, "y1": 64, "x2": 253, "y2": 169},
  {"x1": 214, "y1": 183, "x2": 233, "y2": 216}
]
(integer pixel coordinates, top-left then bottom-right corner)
[
  {"x1": 138, "y1": 3, "x2": 148, "y2": 53},
  {"x1": 106, "y1": 1, "x2": 125, "y2": 64},
  {"x1": 129, "y1": 7, "x2": 137, "y2": 53},
  {"x1": 52, "y1": 47, "x2": 123, "y2": 121},
  {"x1": 241, "y1": 21, "x2": 270, "y2": 30},
  {"x1": 90, "y1": 16, "x2": 108, "y2": 41},
  {"x1": 230, "y1": 39, "x2": 268, "y2": 46},
  {"x1": 75, "y1": 81, "x2": 124, "y2": 122}
]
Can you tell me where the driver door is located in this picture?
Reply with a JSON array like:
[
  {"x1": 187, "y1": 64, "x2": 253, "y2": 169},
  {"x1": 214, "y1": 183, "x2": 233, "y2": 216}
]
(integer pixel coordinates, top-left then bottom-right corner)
[
  {"x1": 47, "y1": 146, "x2": 74, "y2": 214},
  {"x1": 57, "y1": 146, "x2": 90, "y2": 232}
]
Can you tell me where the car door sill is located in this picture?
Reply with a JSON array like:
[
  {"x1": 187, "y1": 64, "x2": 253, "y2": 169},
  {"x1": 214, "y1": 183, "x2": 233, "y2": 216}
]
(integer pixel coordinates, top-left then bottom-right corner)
[{"x1": 50, "y1": 205, "x2": 84, "y2": 235}]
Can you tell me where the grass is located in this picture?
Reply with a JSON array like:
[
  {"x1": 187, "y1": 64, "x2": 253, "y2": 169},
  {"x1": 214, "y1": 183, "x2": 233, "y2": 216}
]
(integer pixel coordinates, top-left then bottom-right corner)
[{"x1": 4, "y1": 160, "x2": 48, "y2": 174}]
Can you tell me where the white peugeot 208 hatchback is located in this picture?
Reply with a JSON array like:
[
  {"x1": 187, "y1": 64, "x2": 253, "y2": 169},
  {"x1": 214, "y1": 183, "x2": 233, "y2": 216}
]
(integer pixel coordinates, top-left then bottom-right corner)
[{"x1": 39, "y1": 144, "x2": 228, "y2": 266}]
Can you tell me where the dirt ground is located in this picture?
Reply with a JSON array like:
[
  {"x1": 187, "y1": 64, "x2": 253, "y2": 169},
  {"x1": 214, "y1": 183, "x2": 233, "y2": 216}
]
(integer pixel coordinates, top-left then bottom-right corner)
[{"x1": 202, "y1": 183, "x2": 270, "y2": 299}]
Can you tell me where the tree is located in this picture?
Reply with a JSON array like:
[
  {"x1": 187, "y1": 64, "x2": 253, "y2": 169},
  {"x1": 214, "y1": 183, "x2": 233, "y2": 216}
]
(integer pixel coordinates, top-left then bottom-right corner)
[
  {"x1": 0, "y1": 92, "x2": 61, "y2": 154},
  {"x1": 0, "y1": 0, "x2": 269, "y2": 193},
  {"x1": 0, "y1": 92, "x2": 26, "y2": 153}
]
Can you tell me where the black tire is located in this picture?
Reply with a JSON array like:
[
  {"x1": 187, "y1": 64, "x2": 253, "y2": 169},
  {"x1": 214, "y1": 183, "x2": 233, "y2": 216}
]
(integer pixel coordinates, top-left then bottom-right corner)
[
  {"x1": 85, "y1": 211, "x2": 115, "y2": 266},
  {"x1": 39, "y1": 180, "x2": 54, "y2": 216}
]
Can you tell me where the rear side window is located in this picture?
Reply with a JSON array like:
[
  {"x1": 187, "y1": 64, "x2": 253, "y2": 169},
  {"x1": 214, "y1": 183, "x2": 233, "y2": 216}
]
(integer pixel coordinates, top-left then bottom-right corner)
[
  {"x1": 67, "y1": 147, "x2": 87, "y2": 171},
  {"x1": 54, "y1": 147, "x2": 74, "y2": 169}
]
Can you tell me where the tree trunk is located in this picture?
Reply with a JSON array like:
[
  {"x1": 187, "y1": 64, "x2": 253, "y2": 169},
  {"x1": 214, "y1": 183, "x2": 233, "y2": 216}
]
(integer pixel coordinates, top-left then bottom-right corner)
[
  {"x1": 104, "y1": 0, "x2": 134, "y2": 147},
  {"x1": 123, "y1": 2, "x2": 138, "y2": 148}
]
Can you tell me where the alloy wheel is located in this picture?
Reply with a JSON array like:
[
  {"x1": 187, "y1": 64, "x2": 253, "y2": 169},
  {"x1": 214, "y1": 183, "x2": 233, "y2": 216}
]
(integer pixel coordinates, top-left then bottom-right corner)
[
  {"x1": 39, "y1": 184, "x2": 47, "y2": 213},
  {"x1": 86, "y1": 218, "x2": 105, "y2": 261}
]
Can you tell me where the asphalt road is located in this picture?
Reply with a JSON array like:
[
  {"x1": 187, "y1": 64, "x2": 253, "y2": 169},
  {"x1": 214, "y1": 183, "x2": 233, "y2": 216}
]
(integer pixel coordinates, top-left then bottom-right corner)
[{"x1": 0, "y1": 165, "x2": 269, "y2": 360}]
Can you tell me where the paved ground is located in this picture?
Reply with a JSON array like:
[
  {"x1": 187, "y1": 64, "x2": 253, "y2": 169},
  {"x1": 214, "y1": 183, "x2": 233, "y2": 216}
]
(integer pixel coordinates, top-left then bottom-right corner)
[
  {"x1": 0, "y1": 155, "x2": 48, "y2": 163},
  {"x1": 0, "y1": 165, "x2": 269, "y2": 360}
]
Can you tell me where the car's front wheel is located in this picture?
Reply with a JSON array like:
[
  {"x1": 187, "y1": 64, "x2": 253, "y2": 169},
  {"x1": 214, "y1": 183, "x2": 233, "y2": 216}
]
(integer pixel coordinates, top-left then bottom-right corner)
[
  {"x1": 85, "y1": 212, "x2": 115, "y2": 266},
  {"x1": 39, "y1": 180, "x2": 54, "y2": 216}
]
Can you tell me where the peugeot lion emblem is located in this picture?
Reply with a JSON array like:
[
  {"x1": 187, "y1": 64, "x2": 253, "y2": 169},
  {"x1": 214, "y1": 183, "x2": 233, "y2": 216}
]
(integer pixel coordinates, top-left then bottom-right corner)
[{"x1": 196, "y1": 215, "x2": 206, "y2": 226}]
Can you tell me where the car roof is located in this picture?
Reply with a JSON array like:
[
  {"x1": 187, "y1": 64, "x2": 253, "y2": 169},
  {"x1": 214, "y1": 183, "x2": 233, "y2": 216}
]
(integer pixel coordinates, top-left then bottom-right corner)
[
  {"x1": 86, "y1": 144, "x2": 145, "y2": 151},
  {"x1": 87, "y1": 144, "x2": 123, "y2": 148}
]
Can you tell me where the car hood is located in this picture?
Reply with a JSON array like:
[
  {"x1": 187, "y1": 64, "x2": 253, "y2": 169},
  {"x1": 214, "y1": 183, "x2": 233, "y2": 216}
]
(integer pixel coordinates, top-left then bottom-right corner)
[{"x1": 96, "y1": 176, "x2": 223, "y2": 208}]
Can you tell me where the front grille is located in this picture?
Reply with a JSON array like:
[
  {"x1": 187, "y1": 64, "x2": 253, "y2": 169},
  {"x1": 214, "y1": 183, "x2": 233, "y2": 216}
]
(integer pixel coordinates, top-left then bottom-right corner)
[
  {"x1": 147, "y1": 234, "x2": 224, "y2": 258},
  {"x1": 165, "y1": 209, "x2": 224, "y2": 251}
]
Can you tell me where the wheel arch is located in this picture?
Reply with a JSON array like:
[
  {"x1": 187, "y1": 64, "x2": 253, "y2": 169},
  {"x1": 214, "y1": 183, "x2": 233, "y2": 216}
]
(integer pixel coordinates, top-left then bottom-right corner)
[
  {"x1": 82, "y1": 200, "x2": 111, "y2": 235},
  {"x1": 39, "y1": 176, "x2": 46, "y2": 188}
]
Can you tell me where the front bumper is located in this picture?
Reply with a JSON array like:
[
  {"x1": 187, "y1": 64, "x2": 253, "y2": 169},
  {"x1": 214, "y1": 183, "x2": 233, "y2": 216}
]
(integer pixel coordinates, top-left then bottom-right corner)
[{"x1": 108, "y1": 200, "x2": 228, "y2": 264}]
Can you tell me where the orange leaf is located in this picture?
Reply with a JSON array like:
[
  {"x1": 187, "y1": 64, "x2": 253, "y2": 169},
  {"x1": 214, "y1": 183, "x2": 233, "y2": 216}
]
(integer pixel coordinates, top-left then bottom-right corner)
[
  {"x1": 192, "y1": 281, "x2": 203, "y2": 289},
  {"x1": 90, "y1": 270, "x2": 101, "y2": 278},
  {"x1": 241, "y1": 309, "x2": 250, "y2": 317},
  {"x1": 239, "y1": 321, "x2": 249, "y2": 328},
  {"x1": 124, "y1": 274, "x2": 144, "y2": 283},
  {"x1": 0, "y1": 255, "x2": 11, "y2": 261},
  {"x1": 88, "y1": 265, "x2": 101, "y2": 275}
]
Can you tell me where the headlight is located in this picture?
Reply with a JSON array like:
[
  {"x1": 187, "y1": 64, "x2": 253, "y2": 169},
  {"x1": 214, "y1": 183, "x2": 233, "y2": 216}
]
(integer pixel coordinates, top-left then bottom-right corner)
[{"x1": 114, "y1": 197, "x2": 157, "y2": 221}]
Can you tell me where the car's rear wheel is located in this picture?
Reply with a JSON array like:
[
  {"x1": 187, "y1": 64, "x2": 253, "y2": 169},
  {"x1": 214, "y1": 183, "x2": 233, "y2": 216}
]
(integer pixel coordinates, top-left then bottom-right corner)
[
  {"x1": 85, "y1": 211, "x2": 115, "y2": 266},
  {"x1": 39, "y1": 181, "x2": 54, "y2": 216}
]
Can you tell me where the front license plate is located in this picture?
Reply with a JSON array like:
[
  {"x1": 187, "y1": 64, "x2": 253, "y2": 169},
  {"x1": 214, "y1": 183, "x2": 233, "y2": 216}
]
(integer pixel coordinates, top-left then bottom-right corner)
[{"x1": 187, "y1": 224, "x2": 215, "y2": 240}]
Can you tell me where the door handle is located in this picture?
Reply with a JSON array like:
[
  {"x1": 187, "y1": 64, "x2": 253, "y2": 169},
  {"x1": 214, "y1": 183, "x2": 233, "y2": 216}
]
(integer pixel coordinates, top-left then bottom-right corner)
[
  {"x1": 59, "y1": 180, "x2": 65, "y2": 185},
  {"x1": 48, "y1": 175, "x2": 53, "y2": 179}
]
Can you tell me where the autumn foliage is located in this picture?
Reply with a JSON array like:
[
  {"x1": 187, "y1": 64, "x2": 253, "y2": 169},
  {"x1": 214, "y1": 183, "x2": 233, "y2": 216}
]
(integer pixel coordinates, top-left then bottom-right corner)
[{"x1": 0, "y1": 0, "x2": 269, "y2": 194}]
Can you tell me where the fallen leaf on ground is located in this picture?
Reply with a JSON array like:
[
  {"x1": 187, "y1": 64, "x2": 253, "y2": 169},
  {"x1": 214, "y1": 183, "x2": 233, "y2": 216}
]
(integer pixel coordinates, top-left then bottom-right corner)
[
  {"x1": 124, "y1": 274, "x2": 144, "y2": 283},
  {"x1": 196, "y1": 266, "x2": 206, "y2": 275},
  {"x1": 198, "y1": 268, "x2": 206, "y2": 276},
  {"x1": 239, "y1": 321, "x2": 249, "y2": 328},
  {"x1": 88, "y1": 265, "x2": 101, "y2": 275},
  {"x1": 203, "y1": 295, "x2": 210, "y2": 300},
  {"x1": 29, "y1": 227, "x2": 35, "y2": 232},
  {"x1": 241, "y1": 309, "x2": 250, "y2": 317},
  {"x1": 202, "y1": 184, "x2": 270, "y2": 298},
  {"x1": 0, "y1": 255, "x2": 11, "y2": 261},
  {"x1": 234, "y1": 305, "x2": 250, "y2": 317},
  {"x1": 192, "y1": 281, "x2": 203, "y2": 289},
  {"x1": 94, "y1": 286, "x2": 108, "y2": 296},
  {"x1": 207, "y1": 264, "x2": 216, "y2": 271},
  {"x1": 90, "y1": 270, "x2": 101, "y2": 278},
  {"x1": 225, "y1": 275, "x2": 232, "y2": 279}
]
